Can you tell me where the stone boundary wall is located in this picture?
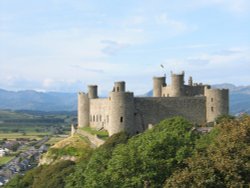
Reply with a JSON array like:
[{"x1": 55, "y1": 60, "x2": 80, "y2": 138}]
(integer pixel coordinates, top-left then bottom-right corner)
[{"x1": 76, "y1": 129, "x2": 105, "y2": 147}]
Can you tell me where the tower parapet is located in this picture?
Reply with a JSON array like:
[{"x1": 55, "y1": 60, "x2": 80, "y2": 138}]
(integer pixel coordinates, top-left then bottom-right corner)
[
  {"x1": 171, "y1": 71, "x2": 185, "y2": 97},
  {"x1": 114, "y1": 81, "x2": 126, "y2": 92},
  {"x1": 153, "y1": 76, "x2": 166, "y2": 97},
  {"x1": 88, "y1": 85, "x2": 98, "y2": 99},
  {"x1": 78, "y1": 92, "x2": 90, "y2": 128},
  {"x1": 205, "y1": 87, "x2": 229, "y2": 122}
]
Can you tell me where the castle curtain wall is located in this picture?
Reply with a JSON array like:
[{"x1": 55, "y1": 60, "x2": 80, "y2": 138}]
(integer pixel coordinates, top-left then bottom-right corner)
[{"x1": 134, "y1": 96, "x2": 206, "y2": 130}]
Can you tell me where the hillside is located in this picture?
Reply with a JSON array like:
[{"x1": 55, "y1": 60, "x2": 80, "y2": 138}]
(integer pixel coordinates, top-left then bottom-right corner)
[
  {"x1": 40, "y1": 135, "x2": 93, "y2": 165},
  {"x1": 5, "y1": 116, "x2": 250, "y2": 188}
]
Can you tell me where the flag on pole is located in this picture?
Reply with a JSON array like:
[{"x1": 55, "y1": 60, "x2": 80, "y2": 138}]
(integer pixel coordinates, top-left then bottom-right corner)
[{"x1": 160, "y1": 64, "x2": 164, "y2": 68}]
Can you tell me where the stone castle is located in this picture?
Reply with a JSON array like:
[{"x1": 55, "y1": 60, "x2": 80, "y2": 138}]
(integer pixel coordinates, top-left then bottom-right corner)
[{"x1": 78, "y1": 71, "x2": 229, "y2": 136}]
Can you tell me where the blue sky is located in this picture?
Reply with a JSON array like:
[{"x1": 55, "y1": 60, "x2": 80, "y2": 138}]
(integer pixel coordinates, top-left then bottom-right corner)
[{"x1": 0, "y1": 0, "x2": 250, "y2": 95}]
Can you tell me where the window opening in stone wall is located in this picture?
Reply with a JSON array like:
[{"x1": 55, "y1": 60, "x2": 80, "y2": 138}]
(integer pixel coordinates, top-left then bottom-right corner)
[
  {"x1": 96, "y1": 115, "x2": 98, "y2": 122},
  {"x1": 211, "y1": 107, "x2": 214, "y2": 112},
  {"x1": 211, "y1": 98, "x2": 213, "y2": 102},
  {"x1": 90, "y1": 115, "x2": 92, "y2": 122},
  {"x1": 100, "y1": 115, "x2": 102, "y2": 121},
  {"x1": 93, "y1": 115, "x2": 95, "y2": 122},
  {"x1": 120, "y1": 116, "x2": 123, "y2": 122},
  {"x1": 117, "y1": 87, "x2": 119, "y2": 92}
]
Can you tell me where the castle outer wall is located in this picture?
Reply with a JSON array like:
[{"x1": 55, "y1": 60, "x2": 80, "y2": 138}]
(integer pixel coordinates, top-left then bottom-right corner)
[
  {"x1": 77, "y1": 72, "x2": 229, "y2": 136},
  {"x1": 134, "y1": 96, "x2": 206, "y2": 130}
]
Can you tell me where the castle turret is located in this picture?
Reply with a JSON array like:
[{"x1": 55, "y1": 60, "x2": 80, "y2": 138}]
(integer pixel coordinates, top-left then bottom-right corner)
[
  {"x1": 188, "y1": 76, "x2": 193, "y2": 86},
  {"x1": 78, "y1": 92, "x2": 90, "y2": 128},
  {"x1": 109, "y1": 81, "x2": 135, "y2": 136},
  {"x1": 171, "y1": 71, "x2": 184, "y2": 97},
  {"x1": 153, "y1": 76, "x2": 166, "y2": 97},
  {"x1": 88, "y1": 85, "x2": 98, "y2": 99},
  {"x1": 114, "y1": 81, "x2": 125, "y2": 92},
  {"x1": 204, "y1": 87, "x2": 229, "y2": 122}
]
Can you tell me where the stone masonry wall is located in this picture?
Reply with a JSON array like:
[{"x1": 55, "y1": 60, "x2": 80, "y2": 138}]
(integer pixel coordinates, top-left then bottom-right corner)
[
  {"x1": 89, "y1": 98, "x2": 110, "y2": 130},
  {"x1": 134, "y1": 96, "x2": 206, "y2": 130}
]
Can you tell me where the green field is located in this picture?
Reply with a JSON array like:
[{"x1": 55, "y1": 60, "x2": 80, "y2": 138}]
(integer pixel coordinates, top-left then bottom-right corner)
[
  {"x1": 0, "y1": 110, "x2": 75, "y2": 140},
  {"x1": 0, "y1": 132, "x2": 50, "y2": 140},
  {"x1": 0, "y1": 156, "x2": 15, "y2": 166},
  {"x1": 0, "y1": 110, "x2": 75, "y2": 143}
]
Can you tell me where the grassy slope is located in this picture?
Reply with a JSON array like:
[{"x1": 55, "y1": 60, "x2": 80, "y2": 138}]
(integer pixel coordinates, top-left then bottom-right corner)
[
  {"x1": 80, "y1": 127, "x2": 109, "y2": 140},
  {"x1": 40, "y1": 134, "x2": 93, "y2": 164}
]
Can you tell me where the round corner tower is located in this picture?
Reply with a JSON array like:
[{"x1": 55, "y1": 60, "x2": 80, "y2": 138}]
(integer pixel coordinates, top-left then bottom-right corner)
[
  {"x1": 204, "y1": 87, "x2": 229, "y2": 122},
  {"x1": 170, "y1": 72, "x2": 185, "y2": 97},
  {"x1": 153, "y1": 76, "x2": 166, "y2": 97},
  {"x1": 78, "y1": 92, "x2": 90, "y2": 128},
  {"x1": 109, "y1": 81, "x2": 135, "y2": 136}
]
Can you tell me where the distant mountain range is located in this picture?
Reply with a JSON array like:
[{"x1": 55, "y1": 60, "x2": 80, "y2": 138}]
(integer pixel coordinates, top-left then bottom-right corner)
[
  {"x1": 0, "y1": 89, "x2": 77, "y2": 111},
  {"x1": 0, "y1": 83, "x2": 249, "y2": 114}
]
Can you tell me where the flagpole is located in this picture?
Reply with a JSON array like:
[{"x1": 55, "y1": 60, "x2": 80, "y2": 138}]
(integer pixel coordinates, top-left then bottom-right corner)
[{"x1": 160, "y1": 64, "x2": 166, "y2": 77}]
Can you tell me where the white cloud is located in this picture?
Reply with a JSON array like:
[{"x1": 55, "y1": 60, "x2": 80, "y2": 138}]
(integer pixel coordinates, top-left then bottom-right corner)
[
  {"x1": 155, "y1": 13, "x2": 187, "y2": 31},
  {"x1": 123, "y1": 16, "x2": 146, "y2": 26},
  {"x1": 153, "y1": 13, "x2": 196, "y2": 36},
  {"x1": 161, "y1": 47, "x2": 250, "y2": 84},
  {"x1": 43, "y1": 78, "x2": 54, "y2": 88},
  {"x1": 101, "y1": 40, "x2": 130, "y2": 55},
  {"x1": 190, "y1": 0, "x2": 250, "y2": 14}
]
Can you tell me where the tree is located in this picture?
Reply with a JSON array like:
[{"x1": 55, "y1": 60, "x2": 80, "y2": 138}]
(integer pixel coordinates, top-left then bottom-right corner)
[
  {"x1": 104, "y1": 117, "x2": 199, "y2": 187},
  {"x1": 165, "y1": 115, "x2": 250, "y2": 187},
  {"x1": 5, "y1": 161, "x2": 75, "y2": 188},
  {"x1": 66, "y1": 132, "x2": 130, "y2": 188}
]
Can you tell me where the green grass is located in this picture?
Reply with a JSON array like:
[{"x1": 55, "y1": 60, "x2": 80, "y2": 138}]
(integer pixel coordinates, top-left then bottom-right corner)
[
  {"x1": 46, "y1": 137, "x2": 68, "y2": 146},
  {"x1": 0, "y1": 110, "x2": 74, "y2": 143},
  {"x1": 0, "y1": 132, "x2": 49, "y2": 140},
  {"x1": 0, "y1": 110, "x2": 34, "y2": 120},
  {"x1": 80, "y1": 127, "x2": 109, "y2": 140},
  {"x1": 45, "y1": 135, "x2": 92, "y2": 160},
  {"x1": 0, "y1": 110, "x2": 74, "y2": 133},
  {"x1": 0, "y1": 156, "x2": 15, "y2": 166}
]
